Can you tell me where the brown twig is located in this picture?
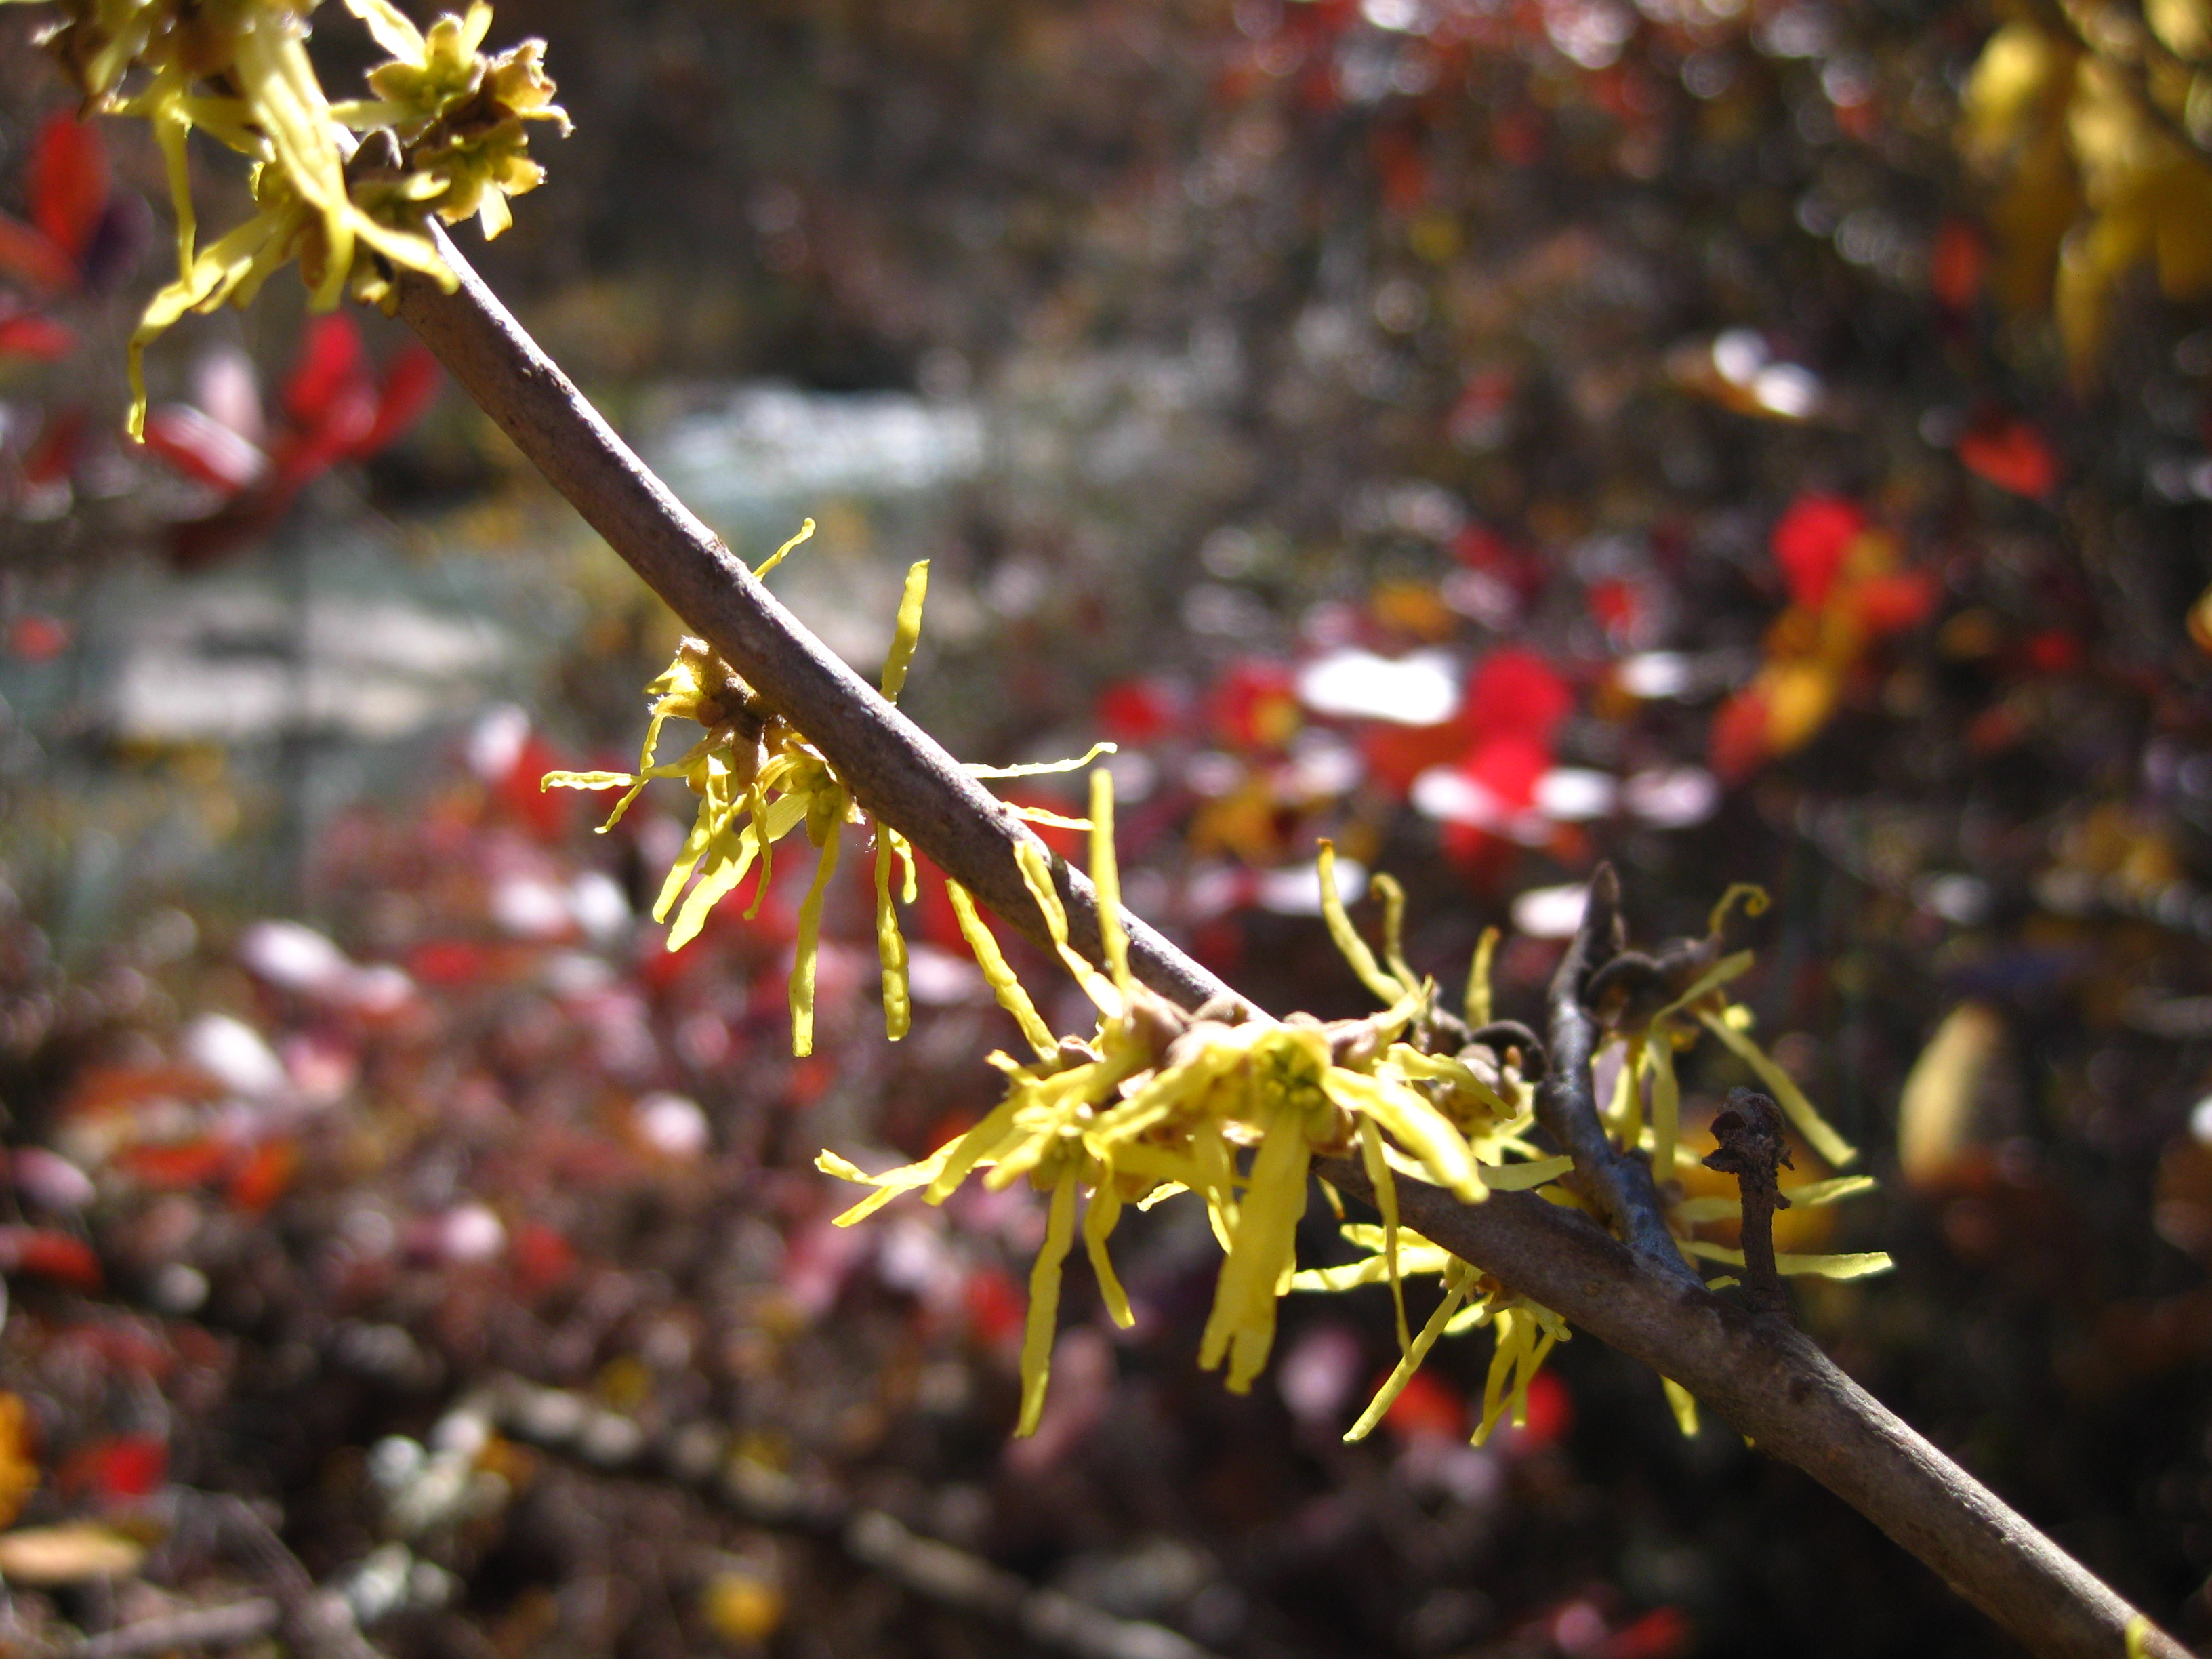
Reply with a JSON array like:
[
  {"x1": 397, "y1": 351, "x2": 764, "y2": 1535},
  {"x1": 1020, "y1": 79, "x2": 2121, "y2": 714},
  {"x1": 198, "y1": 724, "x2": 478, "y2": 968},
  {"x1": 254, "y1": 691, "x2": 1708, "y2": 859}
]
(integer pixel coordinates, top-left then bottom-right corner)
[
  {"x1": 1704, "y1": 1088, "x2": 1794, "y2": 1319},
  {"x1": 1534, "y1": 865, "x2": 1704, "y2": 1289},
  {"x1": 390, "y1": 233, "x2": 2187, "y2": 1659}
]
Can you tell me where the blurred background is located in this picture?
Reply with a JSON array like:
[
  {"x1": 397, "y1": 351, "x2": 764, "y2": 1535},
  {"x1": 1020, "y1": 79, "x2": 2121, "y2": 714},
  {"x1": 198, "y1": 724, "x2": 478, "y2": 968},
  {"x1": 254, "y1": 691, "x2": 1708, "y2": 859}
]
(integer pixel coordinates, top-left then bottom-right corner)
[{"x1": 2, "y1": 0, "x2": 2212, "y2": 1653}]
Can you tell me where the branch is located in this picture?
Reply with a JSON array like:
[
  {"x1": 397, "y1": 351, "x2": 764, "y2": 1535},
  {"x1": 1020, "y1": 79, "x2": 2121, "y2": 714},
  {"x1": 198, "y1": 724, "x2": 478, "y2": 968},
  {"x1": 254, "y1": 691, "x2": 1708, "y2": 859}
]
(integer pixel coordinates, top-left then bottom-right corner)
[
  {"x1": 1704, "y1": 1088, "x2": 1794, "y2": 1319},
  {"x1": 391, "y1": 236, "x2": 2184, "y2": 1659},
  {"x1": 390, "y1": 229, "x2": 1238, "y2": 1017},
  {"x1": 1317, "y1": 1162, "x2": 2182, "y2": 1659},
  {"x1": 1535, "y1": 865, "x2": 1703, "y2": 1288}
]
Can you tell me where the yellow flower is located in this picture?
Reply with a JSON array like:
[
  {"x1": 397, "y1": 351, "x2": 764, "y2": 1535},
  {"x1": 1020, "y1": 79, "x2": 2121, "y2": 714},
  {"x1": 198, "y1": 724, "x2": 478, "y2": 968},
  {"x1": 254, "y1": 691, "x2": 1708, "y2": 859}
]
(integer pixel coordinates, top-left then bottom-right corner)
[
  {"x1": 545, "y1": 523, "x2": 924, "y2": 1055},
  {"x1": 819, "y1": 804, "x2": 1520, "y2": 1433}
]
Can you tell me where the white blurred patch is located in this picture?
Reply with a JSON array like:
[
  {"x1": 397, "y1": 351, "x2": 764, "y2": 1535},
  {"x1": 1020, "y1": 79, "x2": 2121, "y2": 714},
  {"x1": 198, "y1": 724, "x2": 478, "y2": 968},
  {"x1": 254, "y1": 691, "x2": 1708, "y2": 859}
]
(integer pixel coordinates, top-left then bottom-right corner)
[
  {"x1": 468, "y1": 705, "x2": 530, "y2": 779},
  {"x1": 1615, "y1": 651, "x2": 1693, "y2": 699},
  {"x1": 13, "y1": 1148, "x2": 94, "y2": 1211},
  {"x1": 1296, "y1": 648, "x2": 1460, "y2": 726},
  {"x1": 1285, "y1": 734, "x2": 1364, "y2": 798},
  {"x1": 1533, "y1": 768, "x2": 1617, "y2": 821},
  {"x1": 183, "y1": 1012, "x2": 287, "y2": 1098},
  {"x1": 1410, "y1": 767, "x2": 1549, "y2": 845},
  {"x1": 1257, "y1": 857, "x2": 1365, "y2": 916},
  {"x1": 438, "y1": 1204, "x2": 506, "y2": 1264},
  {"x1": 491, "y1": 878, "x2": 573, "y2": 940},
  {"x1": 569, "y1": 871, "x2": 632, "y2": 941},
  {"x1": 905, "y1": 944, "x2": 987, "y2": 1006},
  {"x1": 1511, "y1": 882, "x2": 1589, "y2": 939},
  {"x1": 634, "y1": 1092, "x2": 710, "y2": 1158},
  {"x1": 239, "y1": 920, "x2": 352, "y2": 994},
  {"x1": 1622, "y1": 766, "x2": 1719, "y2": 829},
  {"x1": 238, "y1": 919, "x2": 417, "y2": 1012}
]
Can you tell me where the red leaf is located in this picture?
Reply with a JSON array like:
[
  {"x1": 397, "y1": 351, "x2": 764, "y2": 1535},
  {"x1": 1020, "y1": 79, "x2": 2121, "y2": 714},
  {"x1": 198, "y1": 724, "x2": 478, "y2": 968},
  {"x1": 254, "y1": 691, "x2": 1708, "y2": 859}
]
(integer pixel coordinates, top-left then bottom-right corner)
[
  {"x1": 1209, "y1": 658, "x2": 1300, "y2": 750},
  {"x1": 1850, "y1": 569, "x2": 1939, "y2": 636},
  {"x1": 352, "y1": 344, "x2": 441, "y2": 457},
  {"x1": 7, "y1": 615, "x2": 70, "y2": 662},
  {"x1": 1598, "y1": 1607, "x2": 1693, "y2": 1659},
  {"x1": 0, "y1": 308, "x2": 75, "y2": 361},
  {"x1": 1769, "y1": 494, "x2": 1865, "y2": 611},
  {"x1": 2024, "y1": 629, "x2": 2081, "y2": 674},
  {"x1": 1363, "y1": 714, "x2": 1471, "y2": 794},
  {"x1": 1382, "y1": 1367, "x2": 1466, "y2": 1440},
  {"x1": 55, "y1": 1435, "x2": 167, "y2": 1500},
  {"x1": 1586, "y1": 576, "x2": 1639, "y2": 636},
  {"x1": 407, "y1": 939, "x2": 495, "y2": 985},
  {"x1": 1708, "y1": 685, "x2": 1771, "y2": 784},
  {"x1": 27, "y1": 114, "x2": 107, "y2": 266},
  {"x1": 1929, "y1": 220, "x2": 1985, "y2": 311},
  {"x1": 1463, "y1": 647, "x2": 1572, "y2": 745},
  {"x1": 225, "y1": 1139, "x2": 296, "y2": 1214},
  {"x1": 1957, "y1": 417, "x2": 2057, "y2": 501},
  {"x1": 963, "y1": 1265, "x2": 1026, "y2": 1346},
  {"x1": 1462, "y1": 731, "x2": 1549, "y2": 811},
  {"x1": 142, "y1": 403, "x2": 272, "y2": 495},
  {"x1": 2, "y1": 1227, "x2": 102, "y2": 1290},
  {"x1": 21, "y1": 407, "x2": 84, "y2": 487},
  {"x1": 0, "y1": 212, "x2": 74, "y2": 291},
  {"x1": 511, "y1": 1221, "x2": 577, "y2": 1296},
  {"x1": 116, "y1": 1140, "x2": 230, "y2": 1189},
  {"x1": 281, "y1": 314, "x2": 371, "y2": 432},
  {"x1": 1095, "y1": 677, "x2": 1178, "y2": 744}
]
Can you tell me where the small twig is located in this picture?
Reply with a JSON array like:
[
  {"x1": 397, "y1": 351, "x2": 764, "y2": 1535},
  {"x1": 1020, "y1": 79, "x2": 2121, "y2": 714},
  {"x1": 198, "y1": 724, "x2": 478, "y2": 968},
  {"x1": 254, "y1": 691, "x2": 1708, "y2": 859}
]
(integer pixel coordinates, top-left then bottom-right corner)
[
  {"x1": 1462, "y1": 1020, "x2": 1547, "y2": 1076},
  {"x1": 1704, "y1": 1088, "x2": 1794, "y2": 1319},
  {"x1": 1534, "y1": 865, "x2": 1703, "y2": 1289}
]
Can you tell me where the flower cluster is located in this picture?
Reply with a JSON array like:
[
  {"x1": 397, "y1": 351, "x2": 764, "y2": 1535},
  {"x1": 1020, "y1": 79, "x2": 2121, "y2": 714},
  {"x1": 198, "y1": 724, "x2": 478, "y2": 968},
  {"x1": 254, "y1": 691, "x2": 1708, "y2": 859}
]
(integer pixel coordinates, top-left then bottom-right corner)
[
  {"x1": 546, "y1": 523, "x2": 1110, "y2": 1057},
  {"x1": 7, "y1": 0, "x2": 567, "y2": 434},
  {"x1": 544, "y1": 524, "x2": 922, "y2": 1056},
  {"x1": 818, "y1": 776, "x2": 1582, "y2": 1434}
]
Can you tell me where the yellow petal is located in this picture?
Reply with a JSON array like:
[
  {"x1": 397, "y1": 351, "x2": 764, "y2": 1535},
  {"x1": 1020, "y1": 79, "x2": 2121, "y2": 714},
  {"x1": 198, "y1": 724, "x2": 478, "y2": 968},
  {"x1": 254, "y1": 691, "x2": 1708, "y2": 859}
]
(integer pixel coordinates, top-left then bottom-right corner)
[
  {"x1": 1463, "y1": 926, "x2": 1499, "y2": 1027},
  {"x1": 1317, "y1": 840, "x2": 1405, "y2": 1005},
  {"x1": 754, "y1": 518, "x2": 815, "y2": 579},
  {"x1": 945, "y1": 881, "x2": 1057, "y2": 1059},
  {"x1": 1088, "y1": 769, "x2": 1131, "y2": 991},
  {"x1": 880, "y1": 560, "x2": 929, "y2": 701},
  {"x1": 1082, "y1": 1176, "x2": 1133, "y2": 1329},
  {"x1": 966, "y1": 741, "x2": 1118, "y2": 779},
  {"x1": 874, "y1": 836, "x2": 911, "y2": 1042},
  {"x1": 788, "y1": 817, "x2": 843, "y2": 1057},
  {"x1": 1696, "y1": 1007, "x2": 1858, "y2": 1167},
  {"x1": 1015, "y1": 1169, "x2": 1080, "y2": 1437},
  {"x1": 1661, "y1": 1377, "x2": 1701, "y2": 1438},
  {"x1": 1343, "y1": 1261, "x2": 1474, "y2": 1441}
]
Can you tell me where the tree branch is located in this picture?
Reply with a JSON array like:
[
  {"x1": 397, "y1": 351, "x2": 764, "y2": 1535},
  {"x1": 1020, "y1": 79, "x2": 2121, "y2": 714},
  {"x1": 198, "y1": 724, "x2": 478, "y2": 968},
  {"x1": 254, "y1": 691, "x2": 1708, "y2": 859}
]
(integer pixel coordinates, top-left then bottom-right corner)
[
  {"x1": 1534, "y1": 865, "x2": 1706, "y2": 1289},
  {"x1": 390, "y1": 229, "x2": 1238, "y2": 1018},
  {"x1": 392, "y1": 234, "x2": 2185, "y2": 1659}
]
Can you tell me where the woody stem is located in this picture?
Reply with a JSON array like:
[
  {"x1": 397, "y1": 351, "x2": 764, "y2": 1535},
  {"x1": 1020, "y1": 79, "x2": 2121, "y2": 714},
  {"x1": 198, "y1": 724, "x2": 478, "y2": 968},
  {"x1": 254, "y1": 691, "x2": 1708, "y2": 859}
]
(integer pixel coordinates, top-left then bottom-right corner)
[{"x1": 391, "y1": 230, "x2": 2184, "y2": 1659}]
